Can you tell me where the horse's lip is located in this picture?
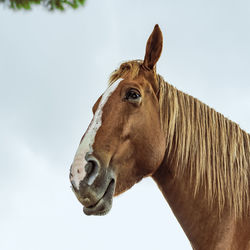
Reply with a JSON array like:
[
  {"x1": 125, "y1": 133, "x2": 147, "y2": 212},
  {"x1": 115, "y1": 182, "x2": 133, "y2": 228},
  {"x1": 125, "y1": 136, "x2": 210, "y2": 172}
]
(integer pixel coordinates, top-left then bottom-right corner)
[{"x1": 83, "y1": 179, "x2": 115, "y2": 216}]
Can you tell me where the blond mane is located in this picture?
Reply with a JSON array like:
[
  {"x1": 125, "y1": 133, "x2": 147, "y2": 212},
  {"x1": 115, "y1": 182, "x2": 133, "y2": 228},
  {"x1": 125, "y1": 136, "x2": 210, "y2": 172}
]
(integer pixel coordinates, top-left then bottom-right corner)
[{"x1": 109, "y1": 60, "x2": 250, "y2": 217}]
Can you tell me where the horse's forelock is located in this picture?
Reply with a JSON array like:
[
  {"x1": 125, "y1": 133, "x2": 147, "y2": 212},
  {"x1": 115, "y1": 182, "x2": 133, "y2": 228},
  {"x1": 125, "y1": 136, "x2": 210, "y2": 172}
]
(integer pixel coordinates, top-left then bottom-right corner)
[{"x1": 109, "y1": 60, "x2": 143, "y2": 85}]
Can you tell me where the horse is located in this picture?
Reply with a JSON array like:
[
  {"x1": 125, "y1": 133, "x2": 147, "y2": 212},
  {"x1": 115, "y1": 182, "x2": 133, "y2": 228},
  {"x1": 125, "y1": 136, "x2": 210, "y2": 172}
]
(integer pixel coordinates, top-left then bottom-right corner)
[{"x1": 69, "y1": 24, "x2": 250, "y2": 249}]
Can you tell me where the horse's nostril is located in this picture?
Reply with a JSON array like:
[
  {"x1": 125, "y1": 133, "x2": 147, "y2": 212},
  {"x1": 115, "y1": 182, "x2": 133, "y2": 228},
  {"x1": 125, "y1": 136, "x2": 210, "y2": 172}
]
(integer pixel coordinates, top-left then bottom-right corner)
[
  {"x1": 85, "y1": 161, "x2": 94, "y2": 174},
  {"x1": 84, "y1": 159, "x2": 100, "y2": 186}
]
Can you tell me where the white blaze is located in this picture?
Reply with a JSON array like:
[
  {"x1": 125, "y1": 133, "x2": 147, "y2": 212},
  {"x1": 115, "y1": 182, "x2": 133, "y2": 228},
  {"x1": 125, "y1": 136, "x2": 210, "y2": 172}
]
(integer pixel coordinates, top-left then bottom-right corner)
[{"x1": 70, "y1": 79, "x2": 121, "y2": 190}]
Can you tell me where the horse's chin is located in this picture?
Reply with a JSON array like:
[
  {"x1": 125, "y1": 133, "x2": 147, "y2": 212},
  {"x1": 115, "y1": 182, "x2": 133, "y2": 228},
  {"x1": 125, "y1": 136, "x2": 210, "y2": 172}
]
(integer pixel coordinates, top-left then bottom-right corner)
[{"x1": 83, "y1": 179, "x2": 115, "y2": 216}]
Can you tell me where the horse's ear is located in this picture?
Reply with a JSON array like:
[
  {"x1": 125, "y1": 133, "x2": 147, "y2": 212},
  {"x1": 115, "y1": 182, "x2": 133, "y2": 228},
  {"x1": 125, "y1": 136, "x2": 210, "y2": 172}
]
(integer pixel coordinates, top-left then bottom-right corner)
[{"x1": 143, "y1": 24, "x2": 163, "y2": 70}]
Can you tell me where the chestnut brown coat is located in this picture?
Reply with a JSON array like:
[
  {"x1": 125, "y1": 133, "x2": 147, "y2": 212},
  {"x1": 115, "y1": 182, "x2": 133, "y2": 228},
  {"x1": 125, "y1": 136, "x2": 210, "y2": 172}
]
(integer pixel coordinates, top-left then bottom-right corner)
[{"x1": 70, "y1": 25, "x2": 250, "y2": 250}]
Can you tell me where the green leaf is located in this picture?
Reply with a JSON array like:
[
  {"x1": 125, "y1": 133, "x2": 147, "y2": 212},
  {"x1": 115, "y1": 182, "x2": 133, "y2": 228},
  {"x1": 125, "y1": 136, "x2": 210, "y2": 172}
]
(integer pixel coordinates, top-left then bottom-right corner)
[{"x1": 2, "y1": 0, "x2": 86, "y2": 11}]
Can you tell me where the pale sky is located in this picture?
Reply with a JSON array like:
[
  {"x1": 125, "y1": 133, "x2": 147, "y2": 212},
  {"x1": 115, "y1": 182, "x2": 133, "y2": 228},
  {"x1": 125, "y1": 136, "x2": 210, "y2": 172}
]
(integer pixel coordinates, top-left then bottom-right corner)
[{"x1": 0, "y1": 1, "x2": 250, "y2": 249}]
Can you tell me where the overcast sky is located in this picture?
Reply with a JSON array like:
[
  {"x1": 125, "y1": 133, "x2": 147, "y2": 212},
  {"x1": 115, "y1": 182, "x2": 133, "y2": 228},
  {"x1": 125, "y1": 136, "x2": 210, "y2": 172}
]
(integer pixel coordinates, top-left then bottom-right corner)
[{"x1": 0, "y1": 1, "x2": 249, "y2": 249}]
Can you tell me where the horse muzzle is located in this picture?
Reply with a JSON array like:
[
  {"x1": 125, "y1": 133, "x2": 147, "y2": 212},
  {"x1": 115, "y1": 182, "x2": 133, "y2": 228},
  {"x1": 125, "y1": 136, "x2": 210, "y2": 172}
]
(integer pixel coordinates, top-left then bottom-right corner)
[{"x1": 70, "y1": 155, "x2": 116, "y2": 216}]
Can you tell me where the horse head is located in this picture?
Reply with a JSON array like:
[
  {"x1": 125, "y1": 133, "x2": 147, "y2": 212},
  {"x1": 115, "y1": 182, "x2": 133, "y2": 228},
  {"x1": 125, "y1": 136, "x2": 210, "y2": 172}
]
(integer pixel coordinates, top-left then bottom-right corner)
[{"x1": 69, "y1": 25, "x2": 166, "y2": 215}]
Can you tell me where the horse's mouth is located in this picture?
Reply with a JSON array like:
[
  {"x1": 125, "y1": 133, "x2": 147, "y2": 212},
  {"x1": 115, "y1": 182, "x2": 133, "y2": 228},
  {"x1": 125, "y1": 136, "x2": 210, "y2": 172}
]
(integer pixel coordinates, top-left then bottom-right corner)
[{"x1": 83, "y1": 179, "x2": 115, "y2": 216}]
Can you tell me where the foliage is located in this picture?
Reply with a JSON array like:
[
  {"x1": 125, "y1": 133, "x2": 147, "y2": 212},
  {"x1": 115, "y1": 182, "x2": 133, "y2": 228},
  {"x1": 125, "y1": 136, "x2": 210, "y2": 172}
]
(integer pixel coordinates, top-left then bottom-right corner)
[{"x1": 0, "y1": 0, "x2": 86, "y2": 10}]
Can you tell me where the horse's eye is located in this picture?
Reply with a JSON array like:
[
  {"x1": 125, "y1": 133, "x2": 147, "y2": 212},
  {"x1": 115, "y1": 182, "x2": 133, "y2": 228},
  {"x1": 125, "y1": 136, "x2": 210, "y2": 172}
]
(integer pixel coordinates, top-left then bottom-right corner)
[{"x1": 125, "y1": 89, "x2": 141, "y2": 101}]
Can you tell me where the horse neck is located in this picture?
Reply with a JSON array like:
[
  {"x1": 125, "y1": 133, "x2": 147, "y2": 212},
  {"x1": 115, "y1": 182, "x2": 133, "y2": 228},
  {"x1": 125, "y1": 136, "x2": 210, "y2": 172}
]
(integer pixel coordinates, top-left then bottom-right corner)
[
  {"x1": 152, "y1": 163, "x2": 250, "y2": 249},
  {"x1": 152, "y1": 84, "x2": 250, "y2": 249},
  {"x1": 158, "y1": 82, "x2": 250, "y2": 215}
]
